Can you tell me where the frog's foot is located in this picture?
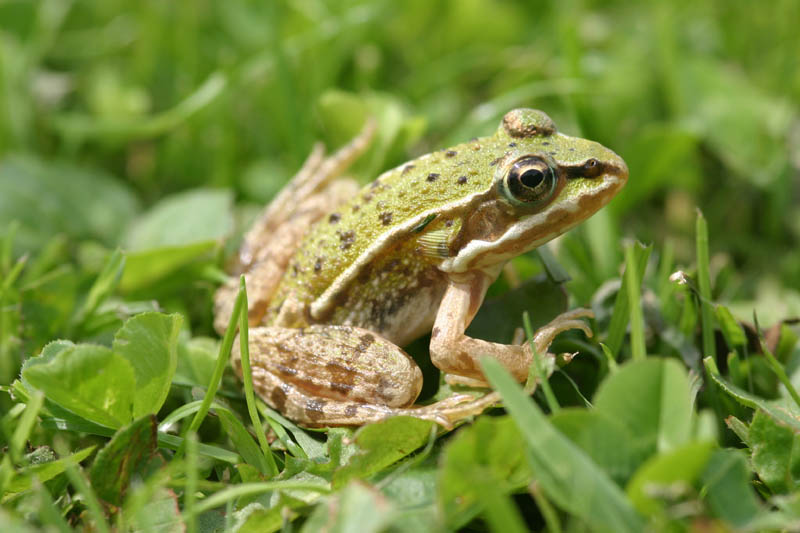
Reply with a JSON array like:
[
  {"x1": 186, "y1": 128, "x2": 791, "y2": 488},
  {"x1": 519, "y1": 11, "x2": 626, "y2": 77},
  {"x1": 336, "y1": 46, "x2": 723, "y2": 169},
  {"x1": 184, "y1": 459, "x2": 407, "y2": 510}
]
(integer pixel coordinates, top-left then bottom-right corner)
[
  {"x1": 399, "y1": 392, "x2": 501, "y2": 429},
  {"x1": 531, "y1": 308, "x2": 594, "y2": 355}
]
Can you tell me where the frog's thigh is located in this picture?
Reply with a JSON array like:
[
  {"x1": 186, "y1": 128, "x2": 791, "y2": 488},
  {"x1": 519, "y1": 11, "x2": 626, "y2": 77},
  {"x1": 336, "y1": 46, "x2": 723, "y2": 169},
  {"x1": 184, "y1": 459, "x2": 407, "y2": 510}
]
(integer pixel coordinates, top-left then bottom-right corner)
[
  {"x1": 429, "y1": 273, "x2": 531, "y2": 383},
  {"x1": 233, "y1": 325, "x2": 423, "y2": 425},
  {"x1": 213, "y1": 178, "x2": 360, "y2": 334}
]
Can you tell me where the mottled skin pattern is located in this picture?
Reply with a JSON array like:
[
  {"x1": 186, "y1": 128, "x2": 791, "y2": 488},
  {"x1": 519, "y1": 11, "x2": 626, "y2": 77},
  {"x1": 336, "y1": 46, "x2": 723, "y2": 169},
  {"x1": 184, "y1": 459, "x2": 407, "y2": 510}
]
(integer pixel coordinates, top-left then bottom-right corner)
[{"x1": 215, "y1": 109, "x2": 628, "y2": 428}]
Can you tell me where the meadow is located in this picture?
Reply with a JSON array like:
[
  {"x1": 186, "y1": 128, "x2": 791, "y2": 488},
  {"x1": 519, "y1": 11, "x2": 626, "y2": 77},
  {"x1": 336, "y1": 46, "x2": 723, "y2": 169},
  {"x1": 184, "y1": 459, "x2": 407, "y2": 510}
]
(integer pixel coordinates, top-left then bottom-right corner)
[{"x1": 1, "y1": 1, "x2": 799, "y2": 531}]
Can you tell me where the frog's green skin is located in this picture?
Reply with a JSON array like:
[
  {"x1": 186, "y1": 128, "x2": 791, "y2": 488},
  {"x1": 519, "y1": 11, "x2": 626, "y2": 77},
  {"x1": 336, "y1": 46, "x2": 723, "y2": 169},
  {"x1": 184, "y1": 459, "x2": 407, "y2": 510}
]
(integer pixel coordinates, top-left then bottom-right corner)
[{"x1": 215, "y1": 109, "x2": 628, "y2": 427}]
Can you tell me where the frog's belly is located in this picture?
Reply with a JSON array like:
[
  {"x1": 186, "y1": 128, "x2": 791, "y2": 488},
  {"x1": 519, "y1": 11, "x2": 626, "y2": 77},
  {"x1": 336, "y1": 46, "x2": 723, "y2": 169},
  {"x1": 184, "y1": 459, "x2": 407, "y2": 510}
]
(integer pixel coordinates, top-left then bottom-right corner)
[{"x1": 328, "y1": 266, "x2": 448, "y2": 347}]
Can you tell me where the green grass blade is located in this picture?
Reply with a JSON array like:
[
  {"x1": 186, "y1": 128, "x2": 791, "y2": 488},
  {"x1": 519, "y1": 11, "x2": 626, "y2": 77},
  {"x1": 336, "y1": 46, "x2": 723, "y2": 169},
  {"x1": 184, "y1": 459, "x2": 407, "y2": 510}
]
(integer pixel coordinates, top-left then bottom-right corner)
[
  {"x1": 605, "y1": 242, "x2": 651, "y2": 358},
  {"x1": 10, "y1": 390, "x2": 43, "y2": 463},
  {"x1": 481, "y1": 357, "x2": 644, "y2": 533},
  {"x1": 188, "y1": 481, "x2": 331, "y2": 516},
  {"x1": 184, "y1": 431, "x2": 197, "y2": 533},
  {"x1": 55, "y1": 439, "x2": 109, "y2": 533},
  {"x1": 695, "y1": 211, "x2": 715, "y2": 358},
  {"x1": 625, "y1": 243, "x2": 646, "y2": 360},
  {"x1": 523, "y1": 311, "x2": 559, "y2": 412},
  {"x1": 237, "y1": 276, "x2": 278, "y2": 477},
  {"x1": 178, "y1": 278, "x2": 245, "y2": 456}
]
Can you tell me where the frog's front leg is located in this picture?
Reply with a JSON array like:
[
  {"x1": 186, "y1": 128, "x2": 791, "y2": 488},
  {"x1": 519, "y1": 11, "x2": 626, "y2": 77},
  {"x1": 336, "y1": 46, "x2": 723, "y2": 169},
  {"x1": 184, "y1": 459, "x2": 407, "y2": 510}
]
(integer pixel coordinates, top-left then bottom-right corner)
[{"x1": 430, "y1": 272, "x2": 593, "y2": 385}]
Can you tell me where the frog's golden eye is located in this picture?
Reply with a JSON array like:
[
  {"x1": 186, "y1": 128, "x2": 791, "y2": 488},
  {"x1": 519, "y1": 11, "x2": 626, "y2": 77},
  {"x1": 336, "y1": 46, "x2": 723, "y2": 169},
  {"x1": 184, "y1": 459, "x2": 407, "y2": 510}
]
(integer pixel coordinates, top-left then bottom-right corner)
[{"x1": 501, "y1": 156, "x2": 557, "y2": 205}]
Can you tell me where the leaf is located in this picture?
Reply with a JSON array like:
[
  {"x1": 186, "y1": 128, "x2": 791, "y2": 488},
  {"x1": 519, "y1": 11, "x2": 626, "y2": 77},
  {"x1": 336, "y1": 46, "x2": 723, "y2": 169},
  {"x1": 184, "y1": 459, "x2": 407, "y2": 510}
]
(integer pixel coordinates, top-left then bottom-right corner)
[
  {"x1": 124, "y1": 189, "x2": 232, "y2": 251},
  {"x1": 112, "y1": 312, "x2": 182, "y2": 418},
  {"x1": 23, "y1": 344, "x2": 136, "y2": 429},
  {"x1": 23, "y1": 313, "x2": 181, "y2": 428},
  {"x1": 0, "y1": 155, "x2": 140, "y2": 253},
  {"x1": 625, "y1": 441, "x2": 714, "y2": 515},
  {"x1": 120, "y1": 242, "x2": 217, "y2": 292},
  {"x1": 174, "y1": 337, "x2": 218, "y2": 387},
  {"x1": 715, "y1": 305, "x2": 747, "y2": 348},
  {"x1": 701, "y1": 449, "x2": 761, "y2": 527},
  {"x1": 120, "y1": 188, "x2": 232, "y2": 291},
  {"x1": 593, "y1": 358, "x2": 693, "y2": 456},
  {"x1": 379, "y1": 464, "x2": 439, "y2": 533},
  {"x1": 3, "y1": 446, "x2": 95, "y2": 494},
  {"x1": 128, "y1": 487, "x2": 184, "y2": 533},
  {"x1": 301, "y1": 481, "x2": 394, "y2": 533},
  {"x1": 550, "y1": 409, "x2": 641, "y2": 485},
  {"x1": 89, "y1": 415, "x2": 158, "y2": 506},
  {"x1": 481, "y1": 357, "x2": 645, "y2": 533},
  {"x1": 439, "y1": 416, "x2": 531, "y2": 529},
  {"x1": 333, "y1": 417, "x2": 434, "y2": 489},
  {"x1": 215, "y1": 408, "x2": 272, "y2": 476},
  {"x1": 748, "y1": 410, "x2": 800, "y2": 493},
  {"x1": 705, "y1": 357, "x2": 800, "y2": 433}
]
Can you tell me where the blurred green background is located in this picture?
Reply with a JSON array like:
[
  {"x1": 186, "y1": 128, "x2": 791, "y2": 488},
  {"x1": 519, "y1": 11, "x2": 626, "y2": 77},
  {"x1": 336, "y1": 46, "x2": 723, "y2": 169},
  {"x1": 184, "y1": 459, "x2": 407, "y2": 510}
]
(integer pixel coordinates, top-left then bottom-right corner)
[{"x1": 1, "y1": 0, "x2": 798, "y2": 349}]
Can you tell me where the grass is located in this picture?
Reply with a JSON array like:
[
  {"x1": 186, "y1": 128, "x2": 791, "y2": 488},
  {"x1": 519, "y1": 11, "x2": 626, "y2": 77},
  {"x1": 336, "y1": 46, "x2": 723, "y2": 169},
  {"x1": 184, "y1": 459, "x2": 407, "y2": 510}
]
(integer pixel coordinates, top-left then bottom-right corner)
[{"x1": 2, "y1": 0, "x2": 800, "y2": 531}]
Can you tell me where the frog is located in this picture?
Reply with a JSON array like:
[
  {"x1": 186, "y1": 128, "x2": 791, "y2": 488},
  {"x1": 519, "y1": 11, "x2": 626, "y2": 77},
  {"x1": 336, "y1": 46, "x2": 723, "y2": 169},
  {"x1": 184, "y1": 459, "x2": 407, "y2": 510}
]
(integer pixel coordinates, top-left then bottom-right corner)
[{"x1": 214, "y1": 108, "x2": 628, "y2": 428}]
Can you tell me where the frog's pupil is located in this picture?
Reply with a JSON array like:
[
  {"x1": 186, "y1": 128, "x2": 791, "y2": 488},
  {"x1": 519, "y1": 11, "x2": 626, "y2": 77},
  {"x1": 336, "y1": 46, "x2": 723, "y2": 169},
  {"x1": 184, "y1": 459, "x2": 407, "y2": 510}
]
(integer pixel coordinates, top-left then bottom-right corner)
[{"x1": 521, "y1": 169, "x2": 544, "y2": 188}]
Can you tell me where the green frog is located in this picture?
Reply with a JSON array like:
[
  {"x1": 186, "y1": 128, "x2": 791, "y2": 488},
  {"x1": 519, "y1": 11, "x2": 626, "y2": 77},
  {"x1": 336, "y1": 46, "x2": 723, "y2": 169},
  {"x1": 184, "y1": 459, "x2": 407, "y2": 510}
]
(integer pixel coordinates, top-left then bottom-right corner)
[{"x1": 214, "y1": 109, "x2": 628, "y2": 427}]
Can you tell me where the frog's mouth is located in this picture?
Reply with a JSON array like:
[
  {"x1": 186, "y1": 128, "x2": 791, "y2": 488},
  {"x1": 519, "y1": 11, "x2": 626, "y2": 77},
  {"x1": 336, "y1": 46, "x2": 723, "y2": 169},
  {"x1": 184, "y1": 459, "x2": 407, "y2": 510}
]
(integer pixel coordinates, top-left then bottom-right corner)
[{"x1": 441, "y1": 160, "x2": 628, "y2": 274}]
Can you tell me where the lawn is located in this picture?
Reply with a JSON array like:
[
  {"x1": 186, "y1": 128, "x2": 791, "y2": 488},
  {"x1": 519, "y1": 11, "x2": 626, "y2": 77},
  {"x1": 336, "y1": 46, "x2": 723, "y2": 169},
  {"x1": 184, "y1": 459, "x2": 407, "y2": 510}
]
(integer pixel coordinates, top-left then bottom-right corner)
[{"x1": 2, "y1": 1, "x2": 800, "y2": 531}]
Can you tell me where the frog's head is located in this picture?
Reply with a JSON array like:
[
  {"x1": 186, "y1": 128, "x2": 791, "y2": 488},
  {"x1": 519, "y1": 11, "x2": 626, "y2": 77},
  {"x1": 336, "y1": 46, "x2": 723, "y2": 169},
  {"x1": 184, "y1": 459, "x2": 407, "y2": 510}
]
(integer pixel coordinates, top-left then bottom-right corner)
[{"x1": 443, "y1": 108, "x2": 628, "y2": 273}]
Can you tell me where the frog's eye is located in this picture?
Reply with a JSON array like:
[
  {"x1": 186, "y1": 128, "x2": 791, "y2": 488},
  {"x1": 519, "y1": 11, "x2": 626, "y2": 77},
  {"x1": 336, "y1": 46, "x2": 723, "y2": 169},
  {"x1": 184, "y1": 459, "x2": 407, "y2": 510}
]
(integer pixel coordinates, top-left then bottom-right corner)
[{"x1": 501, "y1": 156, "x2": 557, "y2": 205}]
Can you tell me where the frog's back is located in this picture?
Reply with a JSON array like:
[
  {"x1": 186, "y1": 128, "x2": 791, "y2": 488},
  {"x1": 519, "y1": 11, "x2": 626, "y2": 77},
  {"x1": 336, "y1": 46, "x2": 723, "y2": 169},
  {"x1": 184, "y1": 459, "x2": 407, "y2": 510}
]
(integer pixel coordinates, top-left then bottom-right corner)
[{"x1": 265, "y1": 133, "x2": 509, "y2": 328}]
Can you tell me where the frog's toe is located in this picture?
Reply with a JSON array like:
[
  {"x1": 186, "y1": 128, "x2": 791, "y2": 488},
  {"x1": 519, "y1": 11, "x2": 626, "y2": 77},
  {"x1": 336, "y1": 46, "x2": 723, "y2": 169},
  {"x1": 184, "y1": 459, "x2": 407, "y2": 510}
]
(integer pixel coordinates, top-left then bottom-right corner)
[{"x1": 532, "y1": 309, "x2": 594, "y2": 354}]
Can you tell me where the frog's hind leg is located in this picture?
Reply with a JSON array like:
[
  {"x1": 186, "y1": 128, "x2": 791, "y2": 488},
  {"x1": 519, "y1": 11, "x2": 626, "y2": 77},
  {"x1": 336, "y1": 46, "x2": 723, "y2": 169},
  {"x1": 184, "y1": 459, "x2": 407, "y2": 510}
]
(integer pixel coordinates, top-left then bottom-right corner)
[
  {"x1": 213, "y1": 121, "x2": 376, "y2": 333},
  {"x1": 233, "y1": 324, "x2": 499, "y2": 429}
]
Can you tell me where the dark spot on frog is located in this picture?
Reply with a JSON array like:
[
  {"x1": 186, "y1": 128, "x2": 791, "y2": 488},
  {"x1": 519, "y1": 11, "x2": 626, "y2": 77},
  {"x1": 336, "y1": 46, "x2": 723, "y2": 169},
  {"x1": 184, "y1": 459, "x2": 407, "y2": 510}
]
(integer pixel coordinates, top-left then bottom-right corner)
[
  {"x1": 548, "y1": 151, "x2": 556, "y2": 156},
  {"x1": 444, "y1": 219, "x2": 454, "y2": 227},
  {"x1": 352, "y1": 205, "x2": 360, "y2": 213},
  {"x1": 329, "y1": 213, "x2": 341, "y2": 224},
  {"x1": 325, "y1": 361, "x2": 357, "y2": 391},
  {"x1": 379, "y1": 211, "x2": 393, "y2": 225},
  {"x1": 356, "y1": 333, "x2": 375, "y2": 354},
  {"x1": 431, "y1": 326, "x2": 440, "y2": 339},
  {"x1": 338, "y1": 230, "x2": 356, "y2": 250},
  {"x1": 445, "y1": 150, "x2": 457, "y2": 158},
  {"x1": 330, "y1": 382, "x2": 354, "y2": 394},
  {"x1": 344, "y1": 404, "x2": 359, "y2": 417},
  {"x1": 427, "y1": 173, "x2": 439, "y2": 182},
  {"x1": 305, "y1": 399, "x2": 326, "y2": 421},
  {"x1": 402, "y1": 164, "x2": 415, "y2": 175},
  {"x1": 542, "y1": 141, "x2": 550, "y2": 146},
  {"x1": 457, "y1": 176, "x2": 468, "y2": 185},
  {"x1": 314, "y1": 257, "x2": 324, "y2": 273},
  {"x1": 363, "y1": 192, "x2": 373, "y2": 203},
  {"x1": 508, "y1": 142, "x2": 517, "y2": 148},
  {"x1": 291, "y1": 264, "x2": 299, "y2": 276},
  {"x1": 275, "y1": 364, "x2": 298, "y2": 377},
  {"x1": 270, "y1": 386, "x2": 287, "y2": 411},
  {"x1": 568, "y1": 147, "x2": 575, "y2": 151}
]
